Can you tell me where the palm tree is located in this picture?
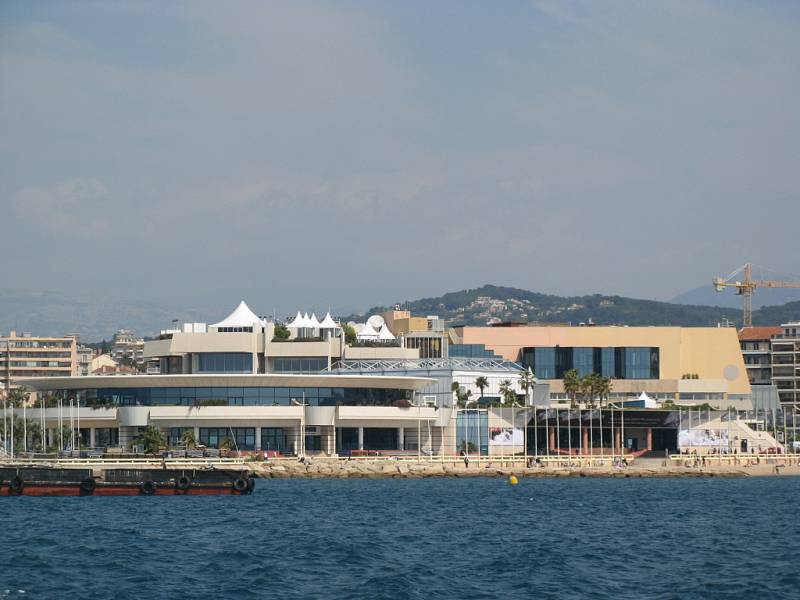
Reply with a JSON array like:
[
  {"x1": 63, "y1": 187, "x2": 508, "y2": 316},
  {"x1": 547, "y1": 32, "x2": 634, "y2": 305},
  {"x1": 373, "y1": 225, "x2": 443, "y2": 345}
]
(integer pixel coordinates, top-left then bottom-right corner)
[
  {"x1": 563, "y1": 369, "x2": 581, "y2": 409},
  {"x1": 518, "y1": 368, "x2": 535, "y2": 405},
  {"x1": 135, "y1": 426, "x2": 165, "y2": 455},
  {"x1": 499, "y1": 380, "x2": 515, "y2": 407},
  {"x1": 475, "y1": 376, "x2": 489, "y2": 403},
  {"x1": 181, "y1": 428, "x2": 197, "y2": 449}
]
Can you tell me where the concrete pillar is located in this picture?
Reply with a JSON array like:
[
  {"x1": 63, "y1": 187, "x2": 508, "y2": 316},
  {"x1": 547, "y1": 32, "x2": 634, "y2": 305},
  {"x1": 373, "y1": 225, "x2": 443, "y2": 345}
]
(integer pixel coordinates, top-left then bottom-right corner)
[
  {"x1": 398, "y1": 426, "x2": 405, "y2": 450},
  {"x1": 549, "y1": 426, "x2": 555, "y2": 450},
  {"x1": 194, "y1": 426, "x2": 200, "y2": 445},
  {"x1": 614, "y1": 429, "x2": 621, "y2": 453},
  {"x1": 358, "y1": 427, "x2": 364, "y2": 451},
  {"x1": 255, "y1": 427, "x2": 262, "y2": 451},
  {"x1": 89, "y1": 428, "x2": 96, "y2": 448},
  {"x1": 582, "y1": 428, "x2": 589, "y2": 455},
  {"x1": 647, "y1": 428, "x2": 653, "y2": 451}
]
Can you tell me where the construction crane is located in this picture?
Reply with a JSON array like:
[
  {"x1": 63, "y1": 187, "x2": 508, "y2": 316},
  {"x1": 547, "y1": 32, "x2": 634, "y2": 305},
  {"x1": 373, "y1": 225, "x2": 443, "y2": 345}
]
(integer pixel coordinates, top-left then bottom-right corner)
[{"x1": 713, "y1": 262, "x2": 800, "y2": 328}]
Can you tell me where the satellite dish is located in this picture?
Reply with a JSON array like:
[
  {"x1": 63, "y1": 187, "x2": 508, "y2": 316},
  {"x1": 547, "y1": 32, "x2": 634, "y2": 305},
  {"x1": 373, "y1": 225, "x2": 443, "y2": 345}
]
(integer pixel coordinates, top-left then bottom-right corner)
[{"x1": 367, "y1": 314, "x2": 385, "y2": 329}]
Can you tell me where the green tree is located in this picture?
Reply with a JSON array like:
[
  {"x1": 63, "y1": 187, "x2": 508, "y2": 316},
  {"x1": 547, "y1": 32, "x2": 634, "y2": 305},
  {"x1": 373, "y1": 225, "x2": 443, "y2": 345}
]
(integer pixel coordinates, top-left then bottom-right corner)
[
  {"x1": 518, "y1": 368, "x2": 535, "y2": 406},
  {"x1": 499, "y1": 379, "x2": 516, "y2": 406},
  {"x1": 596, "y1": 376, "x2": 613, "y2": 408},
  {"x1": 135, "y1": 426, "x2": 165, "y2": 454},
  {"x1": 563, "y1": 369, "x2": 581, "y2": 408},
  {"x1": 273, "y1": 324, "x2": 291, "y2": 341},
  {"x1": 451, "y1": 382, "x2": 473, "y2": 408},
  {"x1": 6, "y1": 388, "x2": 29, "y2": 408},
  {"x1": 475, "y1": 376, "x2": 489, "y2": 401},
  {"x1": 343, "y1": 324, "x2": 357, "y2": 345},
  {"x1": 180, "y1": 429, "x2": 197, "y2": 449},
  {"x1": 219, "y1": 436, "x2": 235, "y2": 451}
]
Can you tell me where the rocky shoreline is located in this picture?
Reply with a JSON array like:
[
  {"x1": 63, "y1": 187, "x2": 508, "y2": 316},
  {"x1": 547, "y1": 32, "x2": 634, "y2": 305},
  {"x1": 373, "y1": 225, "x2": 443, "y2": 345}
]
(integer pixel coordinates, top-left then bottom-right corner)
[{"x1": 251, "y1": 459, "x2": 800, "y2": 479}]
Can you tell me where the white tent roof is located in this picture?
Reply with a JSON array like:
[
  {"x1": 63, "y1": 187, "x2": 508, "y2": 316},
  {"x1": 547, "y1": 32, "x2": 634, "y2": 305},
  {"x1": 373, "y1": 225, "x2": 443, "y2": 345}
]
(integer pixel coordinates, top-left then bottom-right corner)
[
  {"x1": 638, "y1": 391, "x2": 651, "y2": 401},
  {"x1": 309, "y1": 313, "x2": 320, "y2": 328},
  {"x1": 357, "y1": 322, "x2": 379, "y2": 339},
  {"x1": 301, "y1": 312, "x2": 313, "y2": 328},
  {"x1": 211, "y1": 301, "x2": 264, "y2": 328},
  {"x1": 287, "y1": 312, "x2": 304, "y2": 328},
  {"x1": 378, "y1": 325, "x2": 396, "y2": 341},
  {"x1": 319, "y1": 312, "x2": 338, "y2": 329}
]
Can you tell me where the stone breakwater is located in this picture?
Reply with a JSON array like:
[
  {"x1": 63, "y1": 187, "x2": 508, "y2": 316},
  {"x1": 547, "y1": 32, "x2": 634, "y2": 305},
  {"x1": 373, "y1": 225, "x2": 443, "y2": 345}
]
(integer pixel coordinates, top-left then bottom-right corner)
[{"x1": 251, "y1": 459, "x2": 800, "y2": 479}]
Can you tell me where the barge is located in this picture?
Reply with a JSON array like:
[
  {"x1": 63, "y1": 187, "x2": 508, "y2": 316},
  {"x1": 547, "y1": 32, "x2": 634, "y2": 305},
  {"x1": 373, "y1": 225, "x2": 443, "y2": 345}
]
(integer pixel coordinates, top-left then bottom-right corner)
[{"x1": 1, "y1": 466, "x2": 255, "y2": 496}]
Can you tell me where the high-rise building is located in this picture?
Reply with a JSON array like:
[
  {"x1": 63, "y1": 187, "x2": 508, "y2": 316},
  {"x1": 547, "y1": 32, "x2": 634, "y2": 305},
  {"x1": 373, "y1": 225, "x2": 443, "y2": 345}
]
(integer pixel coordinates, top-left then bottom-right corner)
[
  {"x1": 0, "y1": 331, "x2": 78, "y2": 396},
  {"x1": 738, "y1": 327, "x2": 782, "y2": 386},
  {"x1": 771, "y1": 321, "x2": 800, "y2": 407}
]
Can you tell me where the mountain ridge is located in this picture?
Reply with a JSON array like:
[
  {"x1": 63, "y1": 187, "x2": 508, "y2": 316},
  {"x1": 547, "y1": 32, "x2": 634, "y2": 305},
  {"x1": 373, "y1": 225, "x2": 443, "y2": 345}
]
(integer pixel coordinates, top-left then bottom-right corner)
[{"x1": 2, "y1": 284, "x2": 799, "y2": 341}]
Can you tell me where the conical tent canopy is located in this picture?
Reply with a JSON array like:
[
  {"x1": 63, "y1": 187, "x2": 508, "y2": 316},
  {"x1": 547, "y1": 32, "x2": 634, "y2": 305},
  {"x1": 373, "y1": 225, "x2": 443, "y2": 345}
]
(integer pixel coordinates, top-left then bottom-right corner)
[
  {"x1": 287, "y1": 312, "x2": 304, "y2": 328},
  {"x1": 378, "y1": 325, "x2": 395, "y2": 341},
  {"x1": 357, "y1": 322, "x2": 379, "y2": 339},
  {"x1": 638, "y1": 391, "x2": 651, "y2": 401},
  {"x1": 301, "y1": 312, "x2": 313, "y2": 328},
  {"x1": 211, "y1": 301, "x2": 264, "y2": 328},
  {"x1": 309, "y1": 313, "x2": 320, "y2": 328},
  {"x1": 319, "y1": 312, "x2": 338, "y2": 329}
]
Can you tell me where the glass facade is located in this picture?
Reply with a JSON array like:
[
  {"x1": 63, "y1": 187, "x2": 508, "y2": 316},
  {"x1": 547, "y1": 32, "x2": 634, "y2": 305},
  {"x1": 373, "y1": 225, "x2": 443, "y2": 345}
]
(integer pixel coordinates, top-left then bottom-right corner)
[
  {"x1": 197, "y1": 353, "x2": 253, "y2": 373},
  {"x1": 70, "y1": 386, "x2": 413, "y2": 407},
  {"x1": 261, "y1": 427, "x2": 287, "y2": 452},
  {"x1": 199, "y1": 427, "x2": 256, "y2": 450},
  {"x1": 449, "y1": 344, "x2": 500, "y2": 359},
  {"x1": 94, "y1": 428, "x2": 119, "y2": 447},
  {"x1": 272, "y1": 357, "x2": 328, "y2": 373},
  {"x1": 521, "y1": 346, "x2": 659, "y2": 380},
  {"x1": 455, "y1": 410, "x2": 489, "y2": 455}
]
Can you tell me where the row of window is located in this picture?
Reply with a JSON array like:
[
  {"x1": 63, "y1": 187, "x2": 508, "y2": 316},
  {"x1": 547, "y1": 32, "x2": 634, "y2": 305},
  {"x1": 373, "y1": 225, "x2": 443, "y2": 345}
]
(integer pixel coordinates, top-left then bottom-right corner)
[
  {"x1": 272, "y1": 357, "x2": 328, "y2": 373},
  {"x1": 197, "y1": 353, "x2": 253, "y2": 372},
  {"x1": 520, "y1": 347, "x2": 660, "y2": 380},
  {"x1": 57, "y1": 386, "x2": 414, "y2": 407}
]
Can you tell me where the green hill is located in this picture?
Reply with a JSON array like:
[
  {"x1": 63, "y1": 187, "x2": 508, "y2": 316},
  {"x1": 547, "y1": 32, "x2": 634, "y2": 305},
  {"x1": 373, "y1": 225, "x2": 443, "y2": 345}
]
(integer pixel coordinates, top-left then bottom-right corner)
[{"x1": 349, "y1": 284, "x2": 798, "y2": 328}]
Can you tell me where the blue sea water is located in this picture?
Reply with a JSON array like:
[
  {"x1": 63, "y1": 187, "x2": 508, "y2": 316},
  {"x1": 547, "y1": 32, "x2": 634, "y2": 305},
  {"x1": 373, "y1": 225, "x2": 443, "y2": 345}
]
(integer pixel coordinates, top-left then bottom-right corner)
[{"x1": 3, "y1": 476, "x2": 799, "y2": 599}]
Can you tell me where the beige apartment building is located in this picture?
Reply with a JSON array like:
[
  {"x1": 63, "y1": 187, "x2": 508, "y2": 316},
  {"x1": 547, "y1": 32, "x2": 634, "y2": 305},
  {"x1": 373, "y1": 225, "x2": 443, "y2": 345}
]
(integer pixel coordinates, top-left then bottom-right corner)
[{"x1": 1, "y1": 330, "x2": 78, "y2": 396}]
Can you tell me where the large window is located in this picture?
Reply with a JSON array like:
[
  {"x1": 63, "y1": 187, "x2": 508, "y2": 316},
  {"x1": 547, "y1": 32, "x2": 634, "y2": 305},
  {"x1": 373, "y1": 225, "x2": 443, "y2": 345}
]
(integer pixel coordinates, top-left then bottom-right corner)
[
  {"x1": 197, "y1": 353, "x2": 253, "y2": 373},
  {"x1": 94, "y1": 428, "x2": 119, "y2": 448},
  {"x1": 273, "y1": 357, "x2": 328, "y2": 373},
  {"x1": 522, "y1": 346, "x2": 659, "y2": 380},
  {"x1": 261, "y1": 428, "x2": 286, "y2": 452},
  {"x1": 65, "y1": 386, "x2": 414, "y2": 407},
  {"x1": 199, "y1": 427, "x2": 255, "y2": 450}
]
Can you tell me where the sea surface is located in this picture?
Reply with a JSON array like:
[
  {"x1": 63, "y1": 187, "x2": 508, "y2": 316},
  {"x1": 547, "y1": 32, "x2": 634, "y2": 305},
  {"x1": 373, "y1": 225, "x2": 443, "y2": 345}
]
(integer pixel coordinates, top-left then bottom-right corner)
[{"x1": 3, "y1": 476, "x2": 799, "y2": 599}]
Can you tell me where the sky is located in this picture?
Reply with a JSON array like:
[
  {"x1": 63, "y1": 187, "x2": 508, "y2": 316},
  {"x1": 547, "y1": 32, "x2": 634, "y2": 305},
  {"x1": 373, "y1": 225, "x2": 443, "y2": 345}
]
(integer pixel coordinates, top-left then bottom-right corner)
[{"x1": 1, "y1": 0, "x2": 799, "y2": 314}]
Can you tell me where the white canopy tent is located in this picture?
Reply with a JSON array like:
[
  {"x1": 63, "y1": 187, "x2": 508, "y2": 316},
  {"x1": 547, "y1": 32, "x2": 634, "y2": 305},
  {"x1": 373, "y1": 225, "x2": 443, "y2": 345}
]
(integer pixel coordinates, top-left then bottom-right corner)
[
  {"x1": 287, "y1": 312, "x2": 304, "y2": 329},
  {"x1": 377, "y1": 325, "x2": 396, "y2": 341},
  {"x1": 211, "y1": 301, "x2": 264, "y2": 329},
  {"x1": 356, "y1": 322, "x2": 379, "y2": 340},
  {"x1": 319, "y1": 312, "x2": 338, "y2": 329}
]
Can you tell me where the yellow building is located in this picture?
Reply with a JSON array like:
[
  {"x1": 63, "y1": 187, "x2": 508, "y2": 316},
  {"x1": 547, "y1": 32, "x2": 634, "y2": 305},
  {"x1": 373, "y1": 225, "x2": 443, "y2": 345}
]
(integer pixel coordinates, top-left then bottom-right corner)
[{"x1": 454, "y1": 325, "x2": 750, "y2": 406}]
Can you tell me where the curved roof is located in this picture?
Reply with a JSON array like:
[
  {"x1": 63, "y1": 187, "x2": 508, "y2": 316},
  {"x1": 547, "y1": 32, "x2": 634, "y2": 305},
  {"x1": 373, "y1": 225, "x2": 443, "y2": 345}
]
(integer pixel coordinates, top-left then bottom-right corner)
[
  {"x1": 211, "y1": 301, "x2": 264, "y2": 328},
  {"x1": 319, "y1": 312, "x2": 338, "y2": 329}
]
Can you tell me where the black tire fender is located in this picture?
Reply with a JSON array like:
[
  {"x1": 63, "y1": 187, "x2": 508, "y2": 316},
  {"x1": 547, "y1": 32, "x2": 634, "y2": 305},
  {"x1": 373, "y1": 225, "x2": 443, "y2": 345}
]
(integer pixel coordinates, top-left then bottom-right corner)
[
  {"x1": 233, "y1": 477, "x2": 249, "y2": 493},
  {"x1": 9, "y1": 475, "x2": 24, "y2": 496},
  {"x1": 140, "y1": 480, "x2": 157, "y2": 495},
  {"x1": 176, "y1": 475, "x2": 191, "y2": 492},
  {"x1": 80, "y1": 477, "x2": 96, "y2": 495}
]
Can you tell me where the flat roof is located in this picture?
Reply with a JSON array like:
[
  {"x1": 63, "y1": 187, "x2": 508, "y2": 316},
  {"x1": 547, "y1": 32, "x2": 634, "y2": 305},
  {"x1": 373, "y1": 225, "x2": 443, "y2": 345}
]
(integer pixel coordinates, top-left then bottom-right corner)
[{"x1": 17, "y1": 373, "x2": 437, "y2": 392}]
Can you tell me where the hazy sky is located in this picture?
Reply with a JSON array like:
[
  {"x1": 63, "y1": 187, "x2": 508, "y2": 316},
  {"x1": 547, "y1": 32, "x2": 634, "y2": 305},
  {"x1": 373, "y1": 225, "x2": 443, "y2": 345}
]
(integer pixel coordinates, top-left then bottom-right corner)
[{"x1": 1, "y1": 0, "x2": 798, "y2": 314}]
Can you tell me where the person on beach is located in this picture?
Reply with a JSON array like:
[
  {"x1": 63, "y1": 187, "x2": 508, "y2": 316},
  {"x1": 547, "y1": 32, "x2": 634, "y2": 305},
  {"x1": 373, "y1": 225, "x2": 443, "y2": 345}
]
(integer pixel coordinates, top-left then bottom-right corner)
[{"x1": 464, "y1": 454, "x2": 470, "y2": 468}]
